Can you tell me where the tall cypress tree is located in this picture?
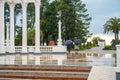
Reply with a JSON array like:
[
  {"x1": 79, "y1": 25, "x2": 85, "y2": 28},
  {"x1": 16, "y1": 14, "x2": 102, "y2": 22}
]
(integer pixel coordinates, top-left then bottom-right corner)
[
  {"x1": 41, "y1": 0, "x2": 60, "y2": 44},
  {"x1": 60, "y1": 0, "x2": 91, "y2": 42}
]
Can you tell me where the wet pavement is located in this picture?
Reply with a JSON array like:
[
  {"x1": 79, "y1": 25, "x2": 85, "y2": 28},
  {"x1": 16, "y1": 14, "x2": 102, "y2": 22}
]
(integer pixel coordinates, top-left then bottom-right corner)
[
  {"x1": 0, "y1": 47, "x2": 116, "y2": 67},
  {"x1": 71, "y1": 47, "x2": 116, "y2": 54}
]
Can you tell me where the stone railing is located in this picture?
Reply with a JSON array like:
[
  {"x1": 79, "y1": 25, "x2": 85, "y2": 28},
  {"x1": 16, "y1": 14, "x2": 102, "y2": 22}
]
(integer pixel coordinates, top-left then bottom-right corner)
[
  {"x1": 40, "y1": 46, "x2": 53, "y2": 53},
  {"x1": 27, "y1": 46, "x2": 35, "y2": 53},
  {"x1": 15, "y1": 46, "x2": 22, "y2": 53},
  {"x1": 5, "y1": 46, "x2": 67, "y2": 53}
]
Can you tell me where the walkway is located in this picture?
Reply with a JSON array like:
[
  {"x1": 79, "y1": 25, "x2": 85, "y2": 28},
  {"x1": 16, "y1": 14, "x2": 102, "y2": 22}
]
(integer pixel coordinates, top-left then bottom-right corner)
[
  {"x1": 88, "y1": 66, "x2": 118, "y2": 80},
  {"x1": 87, "y1": 47, "x2": 117, "y2": 80},
  {"x1": 72, "y1": 47, "x2": 116, "y2": 54}
]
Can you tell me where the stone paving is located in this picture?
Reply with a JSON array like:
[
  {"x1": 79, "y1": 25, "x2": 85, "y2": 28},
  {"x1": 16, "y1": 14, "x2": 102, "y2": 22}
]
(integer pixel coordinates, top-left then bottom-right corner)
[
  {"x1": 88, "y1": 66, "x2": 119, "y2": 80},
  {"x1": 71, "y1": 47, "x2": 116, "y2": 54},
  {"x1": 80, "y1": 47, "x2": 117, "y2": 80}
]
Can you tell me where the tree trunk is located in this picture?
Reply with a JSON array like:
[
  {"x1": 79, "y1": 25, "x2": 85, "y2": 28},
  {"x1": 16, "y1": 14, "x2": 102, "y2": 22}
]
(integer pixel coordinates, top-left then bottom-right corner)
[
  {"x1": 117, "y1": 33, "x2": 119, "y2": 40},
  {"x1": 115, "y1": 33, "x2": 119, "y2": 40},
  {"x1": 115, "y1": 33, "x2": 117, "y2": 40}
]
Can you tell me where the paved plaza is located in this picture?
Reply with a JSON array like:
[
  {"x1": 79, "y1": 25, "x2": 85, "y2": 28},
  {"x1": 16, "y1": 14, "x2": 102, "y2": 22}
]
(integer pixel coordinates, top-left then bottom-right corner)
[
  {"x1": 88, "y1": 66, "x2": 118, "y2": 80},
  {"x1": 86, "y1": 47, "x2": 117, "y2": 80}
]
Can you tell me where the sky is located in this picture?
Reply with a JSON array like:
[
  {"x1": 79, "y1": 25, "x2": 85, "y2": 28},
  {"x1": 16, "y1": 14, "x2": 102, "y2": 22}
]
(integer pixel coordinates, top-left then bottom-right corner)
[{"x1": 82, "y1": 0, "x2": 120, "y2": 44}]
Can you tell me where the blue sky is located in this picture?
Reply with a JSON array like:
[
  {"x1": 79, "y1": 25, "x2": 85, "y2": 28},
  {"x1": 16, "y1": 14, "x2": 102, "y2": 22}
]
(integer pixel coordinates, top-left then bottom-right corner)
[
  {"x1": 82, "y1": 0, "x2": 120, "y2": 34},
  {"x1": 82, "y1": 0, "x2": 120, "y2": 44}
]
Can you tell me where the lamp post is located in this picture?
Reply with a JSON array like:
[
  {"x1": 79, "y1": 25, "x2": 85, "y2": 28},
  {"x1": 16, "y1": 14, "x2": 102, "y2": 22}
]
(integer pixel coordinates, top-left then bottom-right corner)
[{"x1": 57, "y1": 20, "x2": 62, "y2": 46}]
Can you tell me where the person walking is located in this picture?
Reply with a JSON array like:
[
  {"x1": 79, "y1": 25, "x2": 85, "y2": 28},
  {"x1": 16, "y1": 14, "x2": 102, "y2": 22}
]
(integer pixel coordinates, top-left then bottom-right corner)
[
  {"x1": 74, "y1": 37, "x2": 81, "y2": 54},
  {"x1": 65, "y1": 40, "x2": 73, "y2": 53}
]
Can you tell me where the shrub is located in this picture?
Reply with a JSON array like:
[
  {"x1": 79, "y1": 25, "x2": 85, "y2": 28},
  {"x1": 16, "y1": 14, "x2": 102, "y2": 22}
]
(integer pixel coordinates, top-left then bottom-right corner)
[{"x1": 103, "y1": 45, "x2": 113, "y2": 50}]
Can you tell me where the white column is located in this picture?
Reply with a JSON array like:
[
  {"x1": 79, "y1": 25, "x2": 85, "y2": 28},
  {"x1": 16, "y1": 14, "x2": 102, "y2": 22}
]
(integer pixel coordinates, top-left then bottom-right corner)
[
  {"x1": 9, "y1": 3, "x2": 15, "y2": 53},
  {"x1": 6, "y1": 22, "x2": 10, "y2": 46},
  {"x1": 22, "y1": 3, "x2": 28, "y2": 53},
  {"x1": 6, "y1": 22, "x2": 10, "y2": 52},
  {"x1": 116, "y1": 45, "x2": 120, "y2": 67},
  {"x1": 0, "y1": 1, "x2": 5, "y2": 53},
  {"x1": 35, "y1": 1, "x2": 40, "y2": 53},
  {"x1": 57, "y1": 20, "x2": 62, "y2": 46}
]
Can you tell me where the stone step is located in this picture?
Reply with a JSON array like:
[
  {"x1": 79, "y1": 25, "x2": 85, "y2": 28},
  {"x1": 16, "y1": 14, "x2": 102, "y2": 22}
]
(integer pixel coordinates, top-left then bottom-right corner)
[
  {"x1": 0, "y1": 65, "x2": 91, "y2": 72},
  {"x1": 0, "y1": 74, "x2": 87, "y2": 80},
  {"x1": 0, "y1": 65, "x2": 91, "y2": 80},
  {"x1": 0, "y1": 78, "x2": 49, "y2": 80},
  {"x1": 0, "y1": 70, "x2": 89, "y2": 77}
]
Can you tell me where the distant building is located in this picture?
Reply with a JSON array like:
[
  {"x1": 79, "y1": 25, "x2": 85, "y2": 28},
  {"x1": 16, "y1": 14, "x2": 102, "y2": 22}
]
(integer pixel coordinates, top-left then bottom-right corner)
[{"x1": 98, "y1": 39, "x2": 105, "y2": 49}]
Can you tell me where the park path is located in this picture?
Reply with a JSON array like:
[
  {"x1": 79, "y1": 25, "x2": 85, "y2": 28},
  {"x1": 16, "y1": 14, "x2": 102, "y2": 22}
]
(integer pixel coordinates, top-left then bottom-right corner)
[{"x1": 72, "y1": 47, "x2": 116, "y2": 54}]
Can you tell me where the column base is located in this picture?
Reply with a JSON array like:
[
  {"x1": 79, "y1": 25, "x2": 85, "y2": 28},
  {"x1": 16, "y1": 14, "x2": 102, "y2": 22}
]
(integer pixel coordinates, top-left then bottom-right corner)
[
  {"x1": 57, "y1": 39, "x2": 62, "y2": 46},
  {"x1": 35, "y1": 46, "x2": 40, "y2": 53},
  {"x1": 0, "y1": 46, "x2": 5, "y2": 53},
  {"x1": 10, "y1": 46, "x2": 15, "y2": 53},
  {"x1": 22, "y1": 46, "x2": 27, "y2": 53}
]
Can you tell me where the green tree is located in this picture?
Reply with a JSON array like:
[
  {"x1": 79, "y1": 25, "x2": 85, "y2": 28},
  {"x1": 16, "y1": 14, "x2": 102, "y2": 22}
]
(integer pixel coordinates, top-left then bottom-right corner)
[
  {"x1": 4, "y1": 3, "x2": 10, "y2": 40},
  {"x1": 92, "y1": 37, "x2": 101, "y2": 46},
  {"x1": 60, "y1": 0, "x2": 76, "y2": 40},
  {"x1": 41, "y1": 0, "x2": 59, "y2": 44},
  {"x1": 103, "y1": 17, "x2": 120, "y2": 40},
  {"x1": 111, "y1": 39, "x2": 120, "y2": 50},
  {"x1": 60, "y1": 0, "x2": 91, "y2": 42},
  {"x1": 27, "y1": 28, "x2": 43, "y2": 45},
  {"x1": 27, "y1": 3, "x2": 35, "y2": 29}
]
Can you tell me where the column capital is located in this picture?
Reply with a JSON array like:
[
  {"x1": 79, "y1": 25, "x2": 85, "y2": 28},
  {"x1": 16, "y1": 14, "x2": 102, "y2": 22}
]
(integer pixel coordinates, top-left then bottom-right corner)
[
  {"x1": 35, "y1": 0, "x2": 41, "y2": 6},
  {"x1": 7, "y1": 2, "x2": 15, "y2": 8},
  {"x1": 0, "y1": 0, "x2": 5, "y2": 4},
  {"x1": 21, "y1": 2, "x2": 28, "y2": 7}
]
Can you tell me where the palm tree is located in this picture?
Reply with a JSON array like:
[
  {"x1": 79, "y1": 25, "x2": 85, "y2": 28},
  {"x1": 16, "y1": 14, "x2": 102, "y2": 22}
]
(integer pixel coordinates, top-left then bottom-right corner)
[{"x1": 103, "y1": 17, "x2": 120, "y2": 40}]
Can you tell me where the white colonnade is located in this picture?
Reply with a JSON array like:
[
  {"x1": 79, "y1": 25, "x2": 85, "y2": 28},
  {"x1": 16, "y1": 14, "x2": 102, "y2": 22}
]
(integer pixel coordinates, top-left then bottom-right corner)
[
  {"x1": 0, "y1": 0, "x2": 5, "y2": 53},
  {"x1": 0, "y1": 0, "x2": 40, "y2": 53}
]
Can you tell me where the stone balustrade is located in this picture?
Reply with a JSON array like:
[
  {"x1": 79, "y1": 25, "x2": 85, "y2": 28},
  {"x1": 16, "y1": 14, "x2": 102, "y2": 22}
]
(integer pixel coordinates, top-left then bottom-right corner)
[{"x1": 5, "y1": 46, "x2": 66, "y2": 53}]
